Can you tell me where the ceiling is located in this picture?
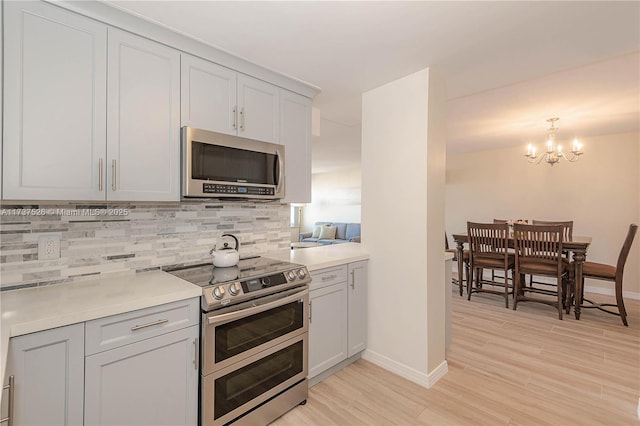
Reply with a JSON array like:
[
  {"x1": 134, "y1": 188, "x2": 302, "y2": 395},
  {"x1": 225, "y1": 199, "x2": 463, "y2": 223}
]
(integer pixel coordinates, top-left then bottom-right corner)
[{"x1": 102, "y1": 1, "x2": 640, "y2": 157}]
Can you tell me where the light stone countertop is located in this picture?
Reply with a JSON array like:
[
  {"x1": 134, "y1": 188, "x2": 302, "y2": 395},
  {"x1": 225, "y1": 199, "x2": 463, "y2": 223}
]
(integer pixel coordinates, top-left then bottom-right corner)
[
  {"x1": 0, "y1": 243, "x2": 371, "y2": 389},
  {"x1": 0, "y1": 270, "x2": 201, "y2": 388},
  {"x1": 266, "y1": 242, "x2": 370, "y2": 271}
]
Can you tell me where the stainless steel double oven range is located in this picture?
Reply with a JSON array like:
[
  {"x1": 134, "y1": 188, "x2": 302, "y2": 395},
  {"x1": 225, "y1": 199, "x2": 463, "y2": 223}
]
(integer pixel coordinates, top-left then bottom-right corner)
[{"x1": 167, "y1": 257, "x2": 311, "y2": 426}]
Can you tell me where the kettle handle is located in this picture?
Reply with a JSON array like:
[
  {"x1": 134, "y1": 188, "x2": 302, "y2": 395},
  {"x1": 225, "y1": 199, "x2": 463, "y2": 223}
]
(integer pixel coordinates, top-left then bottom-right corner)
[{"x1": 221, "y1": 233, "x2": 239, "y2": 250}]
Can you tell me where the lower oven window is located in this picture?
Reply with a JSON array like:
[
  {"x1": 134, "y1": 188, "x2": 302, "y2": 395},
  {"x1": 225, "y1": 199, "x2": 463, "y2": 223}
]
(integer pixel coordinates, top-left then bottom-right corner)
[
  {"x1": 214, "y1": 340, "x2": 303, "y2": 420},
  {"x1": 215, "y1": 300, "x2": 303, "y2": 363}
]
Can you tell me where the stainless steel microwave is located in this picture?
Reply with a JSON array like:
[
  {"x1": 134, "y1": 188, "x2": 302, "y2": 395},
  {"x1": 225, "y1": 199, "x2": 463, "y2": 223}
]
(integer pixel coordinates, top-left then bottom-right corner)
[{"x1": 181, "y1": 127, "x2": 285, "y2": 200}]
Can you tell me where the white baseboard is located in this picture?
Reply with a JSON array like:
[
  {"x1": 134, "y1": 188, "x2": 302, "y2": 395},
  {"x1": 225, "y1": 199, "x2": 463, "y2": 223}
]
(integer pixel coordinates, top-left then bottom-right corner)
[
  {"x1": 361, "y1": 349, "x2": 448, "y2": 389},
  {"x1": 584, "y1": 285, "x2": 640, "y2": 301}
]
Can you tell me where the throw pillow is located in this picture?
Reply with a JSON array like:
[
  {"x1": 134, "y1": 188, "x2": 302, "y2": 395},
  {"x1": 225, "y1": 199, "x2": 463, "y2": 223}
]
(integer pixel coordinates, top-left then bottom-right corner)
[
  {"x1": 311, "y1": 225, "x2": 322, "y2": 238},
  {"x1": 319, "y1": 225, "x2": 337, "y2": 240}
]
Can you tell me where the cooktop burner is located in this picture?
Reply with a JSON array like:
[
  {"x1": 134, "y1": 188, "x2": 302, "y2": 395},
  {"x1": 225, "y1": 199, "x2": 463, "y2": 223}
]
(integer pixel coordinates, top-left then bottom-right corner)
[
  {"x1": 165, "y1": 256, "x2": 300, "y2": 287},
  {"x1": 165, "y1": 256, "x2": 310, "y2": 311}
]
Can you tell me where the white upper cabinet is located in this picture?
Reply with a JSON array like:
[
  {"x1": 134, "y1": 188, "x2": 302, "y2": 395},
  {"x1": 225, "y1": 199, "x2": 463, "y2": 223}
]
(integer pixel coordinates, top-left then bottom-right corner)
[
  {"x1": 3, "y1": 1, "x2": 107, "y2": 200},
  {"x1": 3, "y1": 1, "x2": 313, "y2": 202},
  {"x1": 181, "y1": 56, "x2": 279, "y2": 144},
  {"x1": 107, "y1": 29, "x2": 181, "y2": 201},
  {"x1": 280, "y1": 90, "x2": 312, "y2": 203},
  {"x1": 237, "y1": 74, "x2": 280, "y2": 143},
  {"x1": 181, "y1": 54, "x2": 237, "y2": 135}
]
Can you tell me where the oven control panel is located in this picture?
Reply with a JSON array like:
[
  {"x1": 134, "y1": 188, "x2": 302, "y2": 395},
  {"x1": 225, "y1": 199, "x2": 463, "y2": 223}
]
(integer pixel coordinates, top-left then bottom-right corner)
[{"x1": 202, "y1": 266, "x2": 310, "y2": 310}]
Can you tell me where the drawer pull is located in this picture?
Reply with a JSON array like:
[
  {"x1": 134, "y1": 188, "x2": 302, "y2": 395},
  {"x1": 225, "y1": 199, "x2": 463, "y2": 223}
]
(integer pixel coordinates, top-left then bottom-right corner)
[
  {"x1": 321, "y1": 274, "x2": 337, "y2": 281},
  {"x1": 130, "y1": 318, "x2": 168, "y2": 331},
  {"x1": 1, "y1": 375, "x2": 14, "y2": 426}
]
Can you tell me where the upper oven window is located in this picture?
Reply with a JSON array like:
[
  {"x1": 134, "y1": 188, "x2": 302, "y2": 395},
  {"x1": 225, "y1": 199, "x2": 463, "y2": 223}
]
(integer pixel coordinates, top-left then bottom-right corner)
[
  {"x1": 192, "y1": 142, "x2": 277, "y2": 184},
  {"x1": 215, "y1": 300, "x2": 304, "y2": 363}
]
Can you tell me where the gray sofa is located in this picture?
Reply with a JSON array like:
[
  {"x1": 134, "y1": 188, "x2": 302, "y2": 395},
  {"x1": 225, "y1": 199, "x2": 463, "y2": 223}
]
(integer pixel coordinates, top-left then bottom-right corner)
[{"x1": 299, "y1": 221, "x2": 361, "y2": 245}]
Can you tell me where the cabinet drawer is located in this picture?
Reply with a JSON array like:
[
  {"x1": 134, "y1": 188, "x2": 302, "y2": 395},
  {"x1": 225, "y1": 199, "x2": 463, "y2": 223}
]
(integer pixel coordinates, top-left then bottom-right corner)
[
  {"x1": 310, "y1": 265, "x2": 348, "y2": 290},
  {"x1": 85, "y1": 298, "x2": 199, "y2": 355}
]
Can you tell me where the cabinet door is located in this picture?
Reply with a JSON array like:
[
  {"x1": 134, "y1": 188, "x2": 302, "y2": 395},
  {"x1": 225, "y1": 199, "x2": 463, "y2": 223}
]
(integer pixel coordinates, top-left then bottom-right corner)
[
  {"x1": 84, "y1": 325, "x2": 199, "y2": 426},
  {"x1": 4, "y1": 324, "x2": 85, "y2": 426},
  {"x1": 280, "y1": 90, "x2": 312, "y2": 203},
  {"x1": 237, "y1": 74, "x2": 279, "y2": 143},
  {"x1": 3, "y1": 1, "x2": 107, "y2": 200},
  {"x1": 181, "y1": 54, "x2": 237, "y2": 135},
  {"x1": 308, "y1": 282, "x2": 348, "y2": 378},
  {"x1": 347, "y1": 261, "x2": 368, "y2": 357},
  {"x1": 107, "y1": 28, "x2": 180, "y2": 201}
]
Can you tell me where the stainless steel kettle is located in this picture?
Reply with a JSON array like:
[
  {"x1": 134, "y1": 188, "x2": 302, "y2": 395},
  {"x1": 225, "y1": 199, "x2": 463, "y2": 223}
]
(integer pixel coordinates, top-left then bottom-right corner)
[{"x1": 210, "y1": 234, "x2": 240, "y2": 268}]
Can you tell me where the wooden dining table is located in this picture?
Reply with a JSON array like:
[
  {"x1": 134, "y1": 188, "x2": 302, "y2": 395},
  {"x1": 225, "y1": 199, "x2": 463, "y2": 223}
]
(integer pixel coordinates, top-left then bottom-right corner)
[{"x1": 452, "y1": 232, "x2": 592, "y2": 320}]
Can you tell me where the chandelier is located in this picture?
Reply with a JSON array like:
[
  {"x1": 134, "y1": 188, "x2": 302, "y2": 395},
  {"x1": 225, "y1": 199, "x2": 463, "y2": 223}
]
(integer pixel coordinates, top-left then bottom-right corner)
[{"x1": 524, "y1": 117, "x2": 583, "y2": 166}]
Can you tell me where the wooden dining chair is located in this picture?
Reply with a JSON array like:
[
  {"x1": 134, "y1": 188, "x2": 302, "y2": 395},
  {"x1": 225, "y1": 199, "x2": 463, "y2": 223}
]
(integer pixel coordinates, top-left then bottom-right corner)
[
  {"x1": 446, "y1": 232, "x2": 470, "y2": 292},
  {"x1": 490, "y1": 219, "x2": 511, "y2": 284},
  {"x1": 528, "y1": 220, "x2": 573, "y2": 289},
  {"x1": 513, "y1": 223, "x2": 571, "y2": 319},
  {"x1": 467, "y1": 222, "x2": 514, "y2": 307},
  {"x1": 579, "y1": 224, "x2": 638, "y2": 326}
]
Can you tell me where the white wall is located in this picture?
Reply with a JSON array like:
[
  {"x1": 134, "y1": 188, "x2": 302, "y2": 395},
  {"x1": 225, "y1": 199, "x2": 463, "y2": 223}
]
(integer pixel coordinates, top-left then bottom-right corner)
[
  {"x1": 300, "y1": 168, "x2": 361, "y2": 232},
  {"x1": 361, "y1": 68, "x2": 447, "y2": 388},
  {"x1": 445, "y1": 132, "x2": 640, "y2": 297},
  {"x1": 300, "y1": 117, "x2": 363, "y2": 234}
]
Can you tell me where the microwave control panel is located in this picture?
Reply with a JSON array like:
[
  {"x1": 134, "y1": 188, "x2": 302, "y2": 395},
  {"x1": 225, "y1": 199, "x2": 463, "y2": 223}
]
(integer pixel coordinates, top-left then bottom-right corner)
[{"x1": 202, "y1": 183, "x2": 275, "y2": 196}]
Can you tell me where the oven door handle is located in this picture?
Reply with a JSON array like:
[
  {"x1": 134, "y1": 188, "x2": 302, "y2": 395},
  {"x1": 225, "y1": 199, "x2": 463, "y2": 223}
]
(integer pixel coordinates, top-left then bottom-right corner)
[{"x1": 207, "y1": 288, "x2": 308, "y2": 325}]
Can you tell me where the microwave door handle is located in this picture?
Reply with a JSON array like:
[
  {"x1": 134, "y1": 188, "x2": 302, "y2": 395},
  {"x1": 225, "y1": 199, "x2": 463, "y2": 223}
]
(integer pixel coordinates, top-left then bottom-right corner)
[{"x1": 275, "y1": 148, "x2": 283, "y2": 194}]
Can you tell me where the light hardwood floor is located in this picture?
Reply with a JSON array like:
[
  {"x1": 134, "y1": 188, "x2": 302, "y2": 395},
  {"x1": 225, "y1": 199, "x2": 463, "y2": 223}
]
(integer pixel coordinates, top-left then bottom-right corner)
[{"x1": 273, "y1": 286, "x2": 640, "y2": 425}]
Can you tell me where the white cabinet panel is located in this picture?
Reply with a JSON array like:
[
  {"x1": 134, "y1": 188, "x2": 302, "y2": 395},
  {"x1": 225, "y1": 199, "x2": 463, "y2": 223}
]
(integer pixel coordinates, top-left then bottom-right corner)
[
  {"x1": 308, "y1": 282, "x2": 348, "y2": 378},
  {"x1": 3, "y1": 1, "x2": 106, "y2": 200},
  {"x1": 308, "y1": 261, "x2": 368, "y2": 379},
  {"x1": 348, "y1": 261, "x2": 368, "y2": 357},
  {"x1": 280, "y1": 89, "x2": 312, "y2": 203},
  {"x1": 4, "y1": 324, "x2": 85, "y2": 426},
  {"x1": 107, "y1": 28, "x2": 180, "y2": 201},
  {"x1": 84, "y1": 325, "x2": 199, "y2": 426},
  {"x1": 181, "y1": 54, "x2": 237, "y2": 135},
  {"x1": 237, "y1": 74, "x2": 279, "y2": 143}
]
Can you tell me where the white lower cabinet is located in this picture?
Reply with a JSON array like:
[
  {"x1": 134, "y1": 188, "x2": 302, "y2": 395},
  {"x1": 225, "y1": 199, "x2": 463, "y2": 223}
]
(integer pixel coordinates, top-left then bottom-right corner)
[
  {"x1": 3, "y1": 324, "x2": 85, "y2": 426},
  {"x1": 1, "y1": 298, "x2": 199, "y2": 426},
  {"x1": 308, "y1": 260, "x2": 368, "y2": 379},
  {"x1": 347, "y1": 261, "x2": 368, "y2": 356},
  {"x1": 83, "y1": 297, "x2": 199, "y2": 426},
  {"x1": 84, "y1": 325, "x2": 199, "y2": 426},
  {"x1": 309, "y1": 281, "x2": 348, "y2": 378}
]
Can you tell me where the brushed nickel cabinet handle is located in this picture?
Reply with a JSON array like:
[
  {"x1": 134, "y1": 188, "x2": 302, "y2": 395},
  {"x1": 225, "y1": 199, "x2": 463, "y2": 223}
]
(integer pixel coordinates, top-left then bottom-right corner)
[
  {"x1": 130, "y1": 318, "x2": 168, "y2": 331},
  {"x1": 309, "y1": 300, "x2": 312, "y2": 324},
  {"x1": 350, "y1": 271, "x2": 355, "y2": 289},
  {"x1": 232, "y1": 106, "x2": 237, "y2": 129},
  {"x1": 240, "y1": 107, "x2": 245, "y2": 131},
  {"x1": 98, "y1": 158, "x2": 104, "y2": 191},
  {"x1": 111, "y1": 159, "x2": 117, "y2": 191},
  {"x1": 1, "y1": 375, "x2": 15, "y2": 426},
  {"x1": 322, "y1": 274, "x2": 337, "y2": 281}
]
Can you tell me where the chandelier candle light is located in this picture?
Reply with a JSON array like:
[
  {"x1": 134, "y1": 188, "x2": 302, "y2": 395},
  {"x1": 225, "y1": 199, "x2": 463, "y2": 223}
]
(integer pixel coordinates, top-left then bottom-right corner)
[{"x1": 524, "y1": 117, "x2": 584, "y2": 166}]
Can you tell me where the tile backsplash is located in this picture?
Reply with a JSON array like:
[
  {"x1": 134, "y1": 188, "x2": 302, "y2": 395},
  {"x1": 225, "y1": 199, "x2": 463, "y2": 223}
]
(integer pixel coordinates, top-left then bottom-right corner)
[{"x1": 0, "y1": 201, "x2": 291, "y2": 290}]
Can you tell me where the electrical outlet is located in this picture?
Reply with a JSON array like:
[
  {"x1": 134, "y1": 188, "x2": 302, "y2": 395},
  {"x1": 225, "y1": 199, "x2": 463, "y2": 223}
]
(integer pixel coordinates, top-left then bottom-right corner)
[{"x1": 38, "y1": 236, "x2": 60, "y2": 260}]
